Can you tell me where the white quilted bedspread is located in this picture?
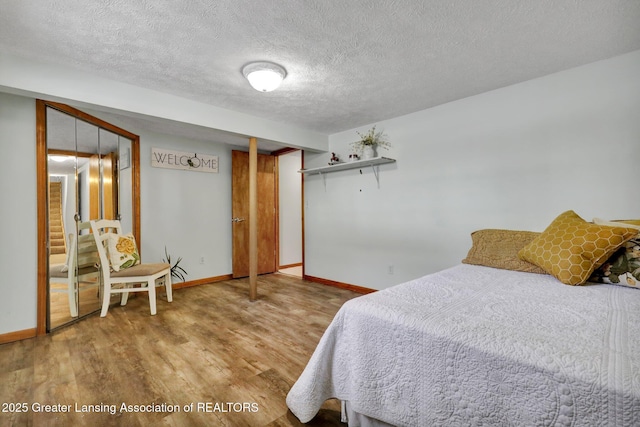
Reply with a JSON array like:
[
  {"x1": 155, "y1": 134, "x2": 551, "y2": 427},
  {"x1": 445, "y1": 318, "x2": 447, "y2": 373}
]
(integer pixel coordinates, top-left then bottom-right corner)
[{"x1": 286, "y1": 264, "x2": 640, "y2": 426}]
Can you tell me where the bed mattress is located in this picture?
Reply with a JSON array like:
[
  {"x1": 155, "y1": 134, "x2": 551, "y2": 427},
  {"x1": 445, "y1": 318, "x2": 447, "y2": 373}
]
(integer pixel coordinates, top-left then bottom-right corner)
[{"x1": 286, "y1": 264, "x2": 640, "y2": 426}]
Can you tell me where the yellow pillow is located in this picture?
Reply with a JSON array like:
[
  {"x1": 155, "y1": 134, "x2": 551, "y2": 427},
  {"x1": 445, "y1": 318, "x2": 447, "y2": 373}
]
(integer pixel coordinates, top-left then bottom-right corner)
[
  {"x1": 462, "y1": 229, "x2": 547, "y2": 274},
  {"x1": 106, "y1": 232, "x2": 141, "y2": 272},
  {"x1": 518, "y1": 211, "x2": 638, "y2": 285}
]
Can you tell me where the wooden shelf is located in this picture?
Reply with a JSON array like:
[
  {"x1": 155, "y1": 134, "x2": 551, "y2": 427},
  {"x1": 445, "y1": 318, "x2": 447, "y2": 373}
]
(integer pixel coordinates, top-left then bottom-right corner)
[{"x1": 298, "y1": 156, "x2": 396, "y2": 175}]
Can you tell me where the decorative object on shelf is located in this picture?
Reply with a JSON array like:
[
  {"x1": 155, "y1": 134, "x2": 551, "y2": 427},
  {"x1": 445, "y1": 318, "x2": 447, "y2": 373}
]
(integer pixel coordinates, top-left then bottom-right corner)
[
  {"x1": 162, "y1": 247, "x2": 188, "y2": 282},
  {"x1": 352, "y1": 125, "x2": 391, "y2": 160},
  {"x1": 362, "y1": 145, "x2": 375, "y2": 160},
  {"x1": 242, "y1": 61, "x2": 287, "y2": 92},
  {"x1": 329, "y1": 152, "x2": 341, "y2": 165},
  {"x1": 348, "y1": 153, "x2": 360, "y2": 162}
]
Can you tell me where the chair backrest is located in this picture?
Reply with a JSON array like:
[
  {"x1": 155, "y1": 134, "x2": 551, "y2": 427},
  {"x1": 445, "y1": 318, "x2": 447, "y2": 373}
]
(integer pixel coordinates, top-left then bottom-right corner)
[
  {"x1": 49, "y1": 232, "x2": 77, "y2": 280},
  {"x1": 90, "y1": 219, "x2": 124, "y2": 277},
  {"x1": 75, "y1": 221, "x2": 101, "y2": 278},
  {"x1": 50, "y1": 221, "x2": 100, "y2": 281}
]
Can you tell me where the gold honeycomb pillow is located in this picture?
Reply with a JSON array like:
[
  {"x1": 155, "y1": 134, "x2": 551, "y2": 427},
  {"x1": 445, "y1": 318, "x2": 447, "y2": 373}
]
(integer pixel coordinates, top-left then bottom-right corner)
[{"x1": 518, "y1": 211, "x2": 638, "y2": 285}]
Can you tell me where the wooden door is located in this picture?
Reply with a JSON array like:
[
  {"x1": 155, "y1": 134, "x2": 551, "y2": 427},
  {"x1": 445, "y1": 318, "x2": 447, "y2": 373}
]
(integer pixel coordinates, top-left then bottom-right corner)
[
  {"x1": 102, "y1": 152, "x2": 117, "y2": 220},
  {"x1": 89, "y1": 152, "x2": 117, "y2": 220},
  {"x1": 89, "y1": 154, "x2": 100, "y2": 220},
  {"x1": 232, "y1": 150, "x2": 277, "y2": 277}
]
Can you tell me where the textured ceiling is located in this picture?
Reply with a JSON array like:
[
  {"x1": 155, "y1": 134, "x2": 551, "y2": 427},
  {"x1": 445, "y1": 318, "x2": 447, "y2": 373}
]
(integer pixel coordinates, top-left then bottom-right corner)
[{"x1": 1, "y1": 0, "x2": 640, "y2": 140}]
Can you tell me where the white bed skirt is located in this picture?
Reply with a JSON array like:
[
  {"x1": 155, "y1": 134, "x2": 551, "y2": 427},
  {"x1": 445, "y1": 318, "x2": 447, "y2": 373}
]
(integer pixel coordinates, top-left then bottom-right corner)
[{"x1": 342, "y1": 401, "x2": 396, "y2": 427}]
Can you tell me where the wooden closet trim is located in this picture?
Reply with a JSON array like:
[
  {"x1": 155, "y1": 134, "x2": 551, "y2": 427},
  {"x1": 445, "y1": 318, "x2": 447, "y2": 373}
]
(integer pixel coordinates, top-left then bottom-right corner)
[{"x1": 36, "y1": 99, "x2": 141, "y2": 335}]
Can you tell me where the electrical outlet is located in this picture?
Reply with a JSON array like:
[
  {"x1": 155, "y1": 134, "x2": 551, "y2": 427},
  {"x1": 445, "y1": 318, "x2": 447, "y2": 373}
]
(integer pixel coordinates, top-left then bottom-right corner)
[
  {"x1": 199, "y1": 256, "x2": 205, "y2": 264},
  {"x1": 388, "y1": 265, "x2": 394, "y2": 275}
]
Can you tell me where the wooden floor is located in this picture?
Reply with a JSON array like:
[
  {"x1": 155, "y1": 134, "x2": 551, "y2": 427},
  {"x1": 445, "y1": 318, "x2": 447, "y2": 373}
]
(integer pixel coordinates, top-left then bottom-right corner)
[
  {"x1": 49, "y1": 282, "x2": 102, "y2": 329},
  {"x1": 0, "y1": 274, "x2": 361, "y2": 427}
]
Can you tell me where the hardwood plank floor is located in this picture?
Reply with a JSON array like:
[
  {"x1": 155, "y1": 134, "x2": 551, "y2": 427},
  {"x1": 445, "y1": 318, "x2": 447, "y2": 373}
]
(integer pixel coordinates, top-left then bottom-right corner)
[
  {"x1": 49, "y1": 282, "x2": 103, "y2": 329},
  {"x1": 0, "y1": 274, "x2": 361, "y2": 427}
]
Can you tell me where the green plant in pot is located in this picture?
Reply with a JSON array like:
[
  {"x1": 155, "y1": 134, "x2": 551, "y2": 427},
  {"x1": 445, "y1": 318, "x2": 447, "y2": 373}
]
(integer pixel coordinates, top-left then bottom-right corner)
[
  {"x1": 351, "y1": 125, "x2": 391, "y2": 159},
  {"x1": 163, "y1": 247, "x2": 188, "y2": 282}
]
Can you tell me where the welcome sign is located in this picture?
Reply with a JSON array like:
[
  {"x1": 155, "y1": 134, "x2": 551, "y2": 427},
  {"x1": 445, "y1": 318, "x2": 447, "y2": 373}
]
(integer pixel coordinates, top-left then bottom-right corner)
[{"x1": 151, "y1": 147, "x2": 219, "y2": 173}]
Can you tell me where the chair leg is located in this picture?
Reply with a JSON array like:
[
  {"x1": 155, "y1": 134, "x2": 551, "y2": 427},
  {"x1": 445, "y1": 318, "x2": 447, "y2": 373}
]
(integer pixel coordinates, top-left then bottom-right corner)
[
  {"x1": 100, "y1": 280, "x2": 111, "y2": 317},
  {"x1": 165, "y1": 273, "x2": 173, "y2": 303},
  {"x1": 68, "y1": 280, "x2": 78, "y2": 318},
  {"x1": 120, "y1": 283, "x2": 130, "y2": 306},
  {"x1": 148, "y1": 279, "x2": 157, "y2": 315}
]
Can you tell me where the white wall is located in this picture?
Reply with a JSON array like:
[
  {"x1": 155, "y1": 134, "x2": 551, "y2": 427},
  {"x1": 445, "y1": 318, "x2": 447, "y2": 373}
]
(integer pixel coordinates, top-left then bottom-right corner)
[
  {"x1": 118, "y1": 140, "x2": 133, "y2": 234},
  {"x1": 0, "y1": 92, "x2": 37, "y2": 334},
  {"x1": 304, "y1": 50, "x2": 640, "y2": 290},
  {"x1": 138, "y1": 131, "x2": 233, "y2": 280},
  {"x1": 279, "y1": 151, "x2": 302, "y2": 266}
]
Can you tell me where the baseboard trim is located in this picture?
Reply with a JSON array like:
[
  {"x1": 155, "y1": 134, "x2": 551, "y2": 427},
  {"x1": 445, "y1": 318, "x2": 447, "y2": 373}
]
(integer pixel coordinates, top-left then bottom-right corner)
[
  {"x1": 279, "y1": 262, "x2": 302, "y2": 270},
  {"x1": 303, "y1": 275, "x2": 376, "y2": 294},
  {"x1": 172, "y1": 274, "x2": 233, "y2": 290},
  {"x1": 0, "y1": 328, "x2": 37, "y2": 345}
]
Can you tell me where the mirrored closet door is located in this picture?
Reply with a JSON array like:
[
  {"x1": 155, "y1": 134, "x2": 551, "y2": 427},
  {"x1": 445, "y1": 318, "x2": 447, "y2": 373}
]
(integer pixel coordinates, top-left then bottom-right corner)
[{"x1": 37, "y1": 101, "x2": 140, "y2": 331}]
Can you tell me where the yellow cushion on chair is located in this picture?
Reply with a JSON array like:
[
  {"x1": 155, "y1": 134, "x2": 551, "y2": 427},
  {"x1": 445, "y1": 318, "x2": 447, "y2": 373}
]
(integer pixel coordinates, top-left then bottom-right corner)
[{"x1": 518, "y1": 210, "x2": 637, "y2": 285}]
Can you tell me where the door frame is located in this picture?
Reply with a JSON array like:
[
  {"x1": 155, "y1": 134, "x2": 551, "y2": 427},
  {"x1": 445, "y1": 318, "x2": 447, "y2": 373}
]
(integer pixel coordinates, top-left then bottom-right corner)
[
  {"x1": 271, "y1": 147, "x2": 304, "y2": 276},
  {"x1": 230, "y1": 146, "x2": 304, "y2": 280}
]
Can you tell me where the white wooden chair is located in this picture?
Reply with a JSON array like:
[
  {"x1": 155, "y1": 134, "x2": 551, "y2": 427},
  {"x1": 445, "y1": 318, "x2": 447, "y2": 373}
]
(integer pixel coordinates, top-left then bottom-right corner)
[
  {"x1": 49, "y1": 221, "x2": 101, "y2": 317},
  {"x1": 90, "y1": 219, "x2": 172, "y2": 317}
]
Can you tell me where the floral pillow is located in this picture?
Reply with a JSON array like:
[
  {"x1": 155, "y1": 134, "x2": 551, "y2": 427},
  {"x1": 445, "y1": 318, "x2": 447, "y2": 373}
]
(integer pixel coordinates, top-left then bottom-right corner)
[
  {"x1": 589, "y1": 219, "x2": 640, "y2": 289},
  {"x1": 106, "y1": 233, "x2": 141, "y2": 272}
]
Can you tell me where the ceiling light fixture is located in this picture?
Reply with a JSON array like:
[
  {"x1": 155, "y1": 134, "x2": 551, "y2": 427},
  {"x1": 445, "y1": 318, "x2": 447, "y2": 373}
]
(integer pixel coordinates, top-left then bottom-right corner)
[
  {"x1": 242, "y1": 61, "x2": 287, "y2": 92},
  {"x1": 48, "y1": 155, "x2": 70, "y2": 162}
]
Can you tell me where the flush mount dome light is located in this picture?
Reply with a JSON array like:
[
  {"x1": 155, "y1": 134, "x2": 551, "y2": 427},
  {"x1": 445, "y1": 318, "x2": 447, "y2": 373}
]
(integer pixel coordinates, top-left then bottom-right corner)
[
  {"x1": 48, "y1": 155, "x2": 71, "y2": 162},
  {"x1": 242, "y1": 61, "x2": 287, "y2": 92}
]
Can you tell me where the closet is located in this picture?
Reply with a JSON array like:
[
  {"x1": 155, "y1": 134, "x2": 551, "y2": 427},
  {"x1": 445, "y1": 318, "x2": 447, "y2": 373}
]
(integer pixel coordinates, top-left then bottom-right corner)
[{"x1": 36, "y1": 100, "x2": 140, "y2": 331}]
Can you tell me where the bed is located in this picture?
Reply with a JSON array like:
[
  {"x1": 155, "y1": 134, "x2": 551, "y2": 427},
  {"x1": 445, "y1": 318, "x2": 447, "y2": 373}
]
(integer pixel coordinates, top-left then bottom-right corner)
[{"x1": 286, "y1": 213, "x2": 640, "y2": 426}]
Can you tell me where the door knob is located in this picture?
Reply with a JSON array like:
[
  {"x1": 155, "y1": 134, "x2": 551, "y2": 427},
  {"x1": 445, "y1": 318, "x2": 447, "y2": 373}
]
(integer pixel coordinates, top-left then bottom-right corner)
[{"x1": 232, "y1": 217, "x2": 246, "y2": 223}]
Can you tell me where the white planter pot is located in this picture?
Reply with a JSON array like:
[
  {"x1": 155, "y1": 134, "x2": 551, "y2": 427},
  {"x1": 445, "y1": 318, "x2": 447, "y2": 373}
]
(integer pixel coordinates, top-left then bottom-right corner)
[{"x1": 362, "y1": 145, "x2": 376, "y2": 160}]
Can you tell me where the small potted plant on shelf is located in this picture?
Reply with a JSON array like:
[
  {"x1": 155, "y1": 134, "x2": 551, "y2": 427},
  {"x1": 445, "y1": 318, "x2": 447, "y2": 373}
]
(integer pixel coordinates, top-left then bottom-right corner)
[{"x1": 351, "y1": 125, "x2": 391, "y2": 160}]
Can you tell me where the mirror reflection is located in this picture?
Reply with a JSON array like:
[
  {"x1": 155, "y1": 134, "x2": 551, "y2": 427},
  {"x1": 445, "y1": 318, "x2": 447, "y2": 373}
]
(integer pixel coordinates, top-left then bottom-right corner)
[{"x1": 46, "y1": 106, "x2": 134, "y2": 329}]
